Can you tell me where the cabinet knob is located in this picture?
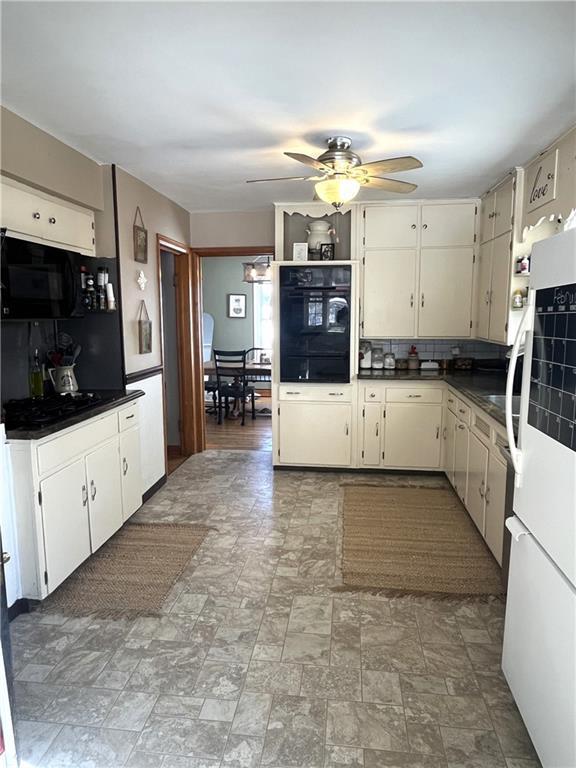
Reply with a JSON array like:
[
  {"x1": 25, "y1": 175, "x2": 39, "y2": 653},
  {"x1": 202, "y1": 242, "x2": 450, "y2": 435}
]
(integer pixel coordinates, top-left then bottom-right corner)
[
  {"x1": 410, "y1": 293, "x2": 414, "y2": 308},
  {"x1": 32, "y1": 212, "x2": 41, "y2": 220},
  {"x1": 422, "y1": 223, "x2": 428, "y2": 229},
  {"x1": 82, "y1": 484, "x2": 88, "y2": 506},
  {"x1": 2, "y1": 552, "x2": 10, "y2": 565},
  {"x1": 123, "y1": 457, "x2": 129, "y2": 476},
  {"x1": 547, "y1": 173, "x2": 554, "y2": 180},
  {"x1": 421, "y1": 293, "x2": 425, "y2": 308},
  {"x1": 48, "y1": 217, "x2": 56, "y2": 224},
  {"x1": 369, "y1": 393, "x2": 376, "y2": 398},
  {"x1": 411, "y1": 224, "x2": 417, "y2": 229},
  {"x1": 90, "y1": 480, "x2": 97, "y2": 501}
]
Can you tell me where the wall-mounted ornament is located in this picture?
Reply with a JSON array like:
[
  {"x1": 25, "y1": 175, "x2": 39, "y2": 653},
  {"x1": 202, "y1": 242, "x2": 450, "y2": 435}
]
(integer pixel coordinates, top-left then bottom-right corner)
[
  {"x1": 138, "y1": 300, "x2": 152, "y2": 354},
  {"x1": 133, "y1": 206, "x2": 148, "y2": 263},
  {"x1": 137, "y1": 270, "x2": 148, "y2": 291}
]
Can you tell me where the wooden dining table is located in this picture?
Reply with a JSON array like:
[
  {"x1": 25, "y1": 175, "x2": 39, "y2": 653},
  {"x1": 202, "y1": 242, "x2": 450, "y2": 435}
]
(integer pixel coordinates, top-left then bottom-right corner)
[{"x1": 203, "y1": 361, "x2": 272, "y2": 379}]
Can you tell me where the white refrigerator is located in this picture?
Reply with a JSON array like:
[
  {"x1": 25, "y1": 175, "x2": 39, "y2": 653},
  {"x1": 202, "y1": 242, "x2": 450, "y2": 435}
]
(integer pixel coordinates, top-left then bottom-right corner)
[{"x1": 503, "y1": 228, "x2": 576, "y2": 768}]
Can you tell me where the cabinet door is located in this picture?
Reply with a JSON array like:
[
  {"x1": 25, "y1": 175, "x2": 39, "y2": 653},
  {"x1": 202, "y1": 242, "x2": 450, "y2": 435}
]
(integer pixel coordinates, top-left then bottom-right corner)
[
  {"x1": 86, "y1": 438, "x2": 123, "y2": 551},
  {"x1": 363, "y1": 250, "x2": 417, "y2": 337},
  {"x1": 480, "y1": 191, "x2": 496, "y2": 244},
  {"x1": 421, "y1": 203, "x2": 476, "y2": 247},
  {"x1": 364, "y1": 205, "x2": 418, "y2": 248},
  {"x1": 485, "y1": 454, "x2": 507, "y2": 565},
  {"x1": 467, "y1": 433, "x2": 489, "y2": 535},
  {"x1": 362, "y1": 403, "x2": 382, "y2": 466},
  {"x1": 444, "y1": 408, "x2": 457, "y2": 484},
  {"x1": 279, "y1": 402, "x2": 352, "y2": 466},
  {"x1": 40, "y1": 458, "x2": 91, "y2": 592},
  {"x1": 488, "y1": 232, "x2": 512, "y2": 344},
  {"x1": 476, "y1": 241, "x2": 493, "y2": 340},
  {"x1": 493, "y1": 177, "x2": 514, "y2": 239},
  {"x1": 418, "y1": 248, "x2": 474, "y2": 337},
  {"x1": 453, "y1": 421, "x2": 469, "y2": 505},
  {"x1": 383, "y1": 404, "x2": 442, "y2": 468},
  {"x1": 120, "y1": 428, "x2": 142, "y2": 521},
  {"x1": 1, "y1": 182, "x2": 45, "y2": 239},
  {"x1": 45, "y1": 200, "x2": 95, "y2": 252}
]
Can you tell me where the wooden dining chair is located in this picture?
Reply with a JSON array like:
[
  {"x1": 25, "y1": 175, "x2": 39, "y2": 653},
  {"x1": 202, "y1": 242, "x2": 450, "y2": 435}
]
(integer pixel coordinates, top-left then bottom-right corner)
[{"x1": 213, "y1": 349, "x2": 256, "y2": 426}]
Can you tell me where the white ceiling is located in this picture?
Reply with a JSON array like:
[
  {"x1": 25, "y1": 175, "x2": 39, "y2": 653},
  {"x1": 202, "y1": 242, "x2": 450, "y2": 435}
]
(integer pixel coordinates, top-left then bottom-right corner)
[{"x1": 1, "y1": 2, "x2": 575, "y2": 213}]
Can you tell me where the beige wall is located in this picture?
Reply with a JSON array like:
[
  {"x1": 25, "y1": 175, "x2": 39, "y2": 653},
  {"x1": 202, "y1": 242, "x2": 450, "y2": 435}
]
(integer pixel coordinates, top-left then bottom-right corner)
[
  {"x1": 189, "y1": 210, "x2": 274, "y2": 248},
  {"x1": 115, "y1": 166, "x2": 190, "y2": 375},
  {"x1": 0, "y1": 107, "x2": 104, "y2": 210}
]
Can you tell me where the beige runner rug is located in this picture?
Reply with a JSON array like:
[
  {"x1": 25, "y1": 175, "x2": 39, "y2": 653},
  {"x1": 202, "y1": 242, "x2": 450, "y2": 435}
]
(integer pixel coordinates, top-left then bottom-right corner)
[
  {"x1": 44, "y1": 522, "x2": 212, "y2": 616},
  {"x1": 339, "y1": 485, "x2": 503, "y2": 597}
]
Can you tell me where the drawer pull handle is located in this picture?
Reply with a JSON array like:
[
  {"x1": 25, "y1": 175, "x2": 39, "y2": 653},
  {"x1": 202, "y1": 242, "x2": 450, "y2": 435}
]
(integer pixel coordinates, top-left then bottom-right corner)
[
  {"x1": 125, "y1": 413, "x2": 135, "y2": 420},
  {"x1": 90, "y1": 480, "x2": 97, "y2": 501},
  {"x1": 345, "y1": 423, "x2": 349, "y2": 436},
  {"x1": 479, "y1": 480, "x2": 485, "y2": 498},
  {"x1": 436, "y1": 426, "x2": 440, "y2": 439},
  {"x1": 407, "y1": 394, "x2": 422, "y2": 398},
  {"x1": 422, "y1": 223, "x2": 428, "y2": 229},
  {"x1": 82, "y1": 484, "x2": 88, "y2": 506},
  {"x1": 123, "y1": 458, "x2": 129, "y2": 476},
  {"x1": 458, "y1": 424, "x2": 466, "y2": 430},
  {"x1": 411, "y1": 224, "x2": 417, "y2": 229},
  {"x1": 369, "y1": 393, "x2": 376, "y2": 398},
  {"x1": 421, "y1": 293, "x2": 425, "y2": 308},
  {"x1": 286, "y1": 391, "x2": 300, "y2": 395},
  {"x1": 410, "y1": 293, "x2": 414, "y2": 308},
  {"x1": 375, "y1": 423, "x2": 379, "y2": 437},
  {"x1": 329, "y1": 392, "x2": 344, "y2": 396},
  {"x1": 32, "y1": 211, "x2": 41, "y2": 220},
  {"x1": 48, "y1": 217, "x2": 56, "y2": 224}
]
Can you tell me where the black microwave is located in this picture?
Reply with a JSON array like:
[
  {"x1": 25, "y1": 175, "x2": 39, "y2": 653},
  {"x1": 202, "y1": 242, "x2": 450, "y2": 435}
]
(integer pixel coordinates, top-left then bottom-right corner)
[{"x1": 1, "y1": 235, "x2": 83, "y2": 319}]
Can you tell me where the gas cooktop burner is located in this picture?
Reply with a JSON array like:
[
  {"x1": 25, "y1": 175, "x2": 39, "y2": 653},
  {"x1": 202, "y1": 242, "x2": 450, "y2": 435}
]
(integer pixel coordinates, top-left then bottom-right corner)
[{"x1": 4, "y1": 392, "x2": 103, "y2": 431}]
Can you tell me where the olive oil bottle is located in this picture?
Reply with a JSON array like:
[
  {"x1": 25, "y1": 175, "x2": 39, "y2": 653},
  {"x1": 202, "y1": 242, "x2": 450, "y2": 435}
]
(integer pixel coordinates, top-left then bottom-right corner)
[{"x1": 29, "y1": 349, "x2": 44, "y2": 399}]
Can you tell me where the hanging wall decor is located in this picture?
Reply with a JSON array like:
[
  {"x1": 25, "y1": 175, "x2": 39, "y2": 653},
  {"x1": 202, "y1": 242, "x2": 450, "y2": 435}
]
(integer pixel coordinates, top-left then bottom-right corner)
[
  {"x1": 133, "y1": 206, "x2": 148, "y2": 264},
  {"x1": 227, "y1": 293, "x2": 247, "y2": 318},
  {"x1": 138, "y1": 300, "x2": 152, "y2": 353}
]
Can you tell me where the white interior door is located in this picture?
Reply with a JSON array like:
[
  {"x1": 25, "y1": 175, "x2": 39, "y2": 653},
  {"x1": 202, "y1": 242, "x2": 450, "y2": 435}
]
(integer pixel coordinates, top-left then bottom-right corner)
[
  {"x1": 120, "y1": 428, "x2": 142, "y2": 521},
  {"x1": 488, "y1": 232, "x2": 512, "y2": 344},
  {"x1": 86, "y1": 438, "x2": 123, "y2": 551},
  {"x1": 467, "y1": 432, "x2": 488, "y2": 535},
  {"x1": 362, "y1": 403, "x2": 381, "y2": 466},
  {"x1": 279, "y1": 402, "x2": 352, "y2": 466},
  {"x1": 476, "y1": 241, "x2": 492, "y2": 340},
  {"x1": 364, "y1": 205, "x2": 419, "y2": 248},
  {"x1": 363, "y1": 250, "x2": 417, "y2": 337},
  {"x1": 421, "y1": 203, "x2": 476, "y2": 247},
  {"x1": 418, "y1": 248, "x2": 474, "y2": 337},
  {"x1": 40, "y1": 458, "x2": 91, "y2": 592},
  {"x1": 485, "y1": 453, "x2": 507, "y2": 564},
  {"x1": 383, "y1": 404, "x2": 442, "y2": 468}
]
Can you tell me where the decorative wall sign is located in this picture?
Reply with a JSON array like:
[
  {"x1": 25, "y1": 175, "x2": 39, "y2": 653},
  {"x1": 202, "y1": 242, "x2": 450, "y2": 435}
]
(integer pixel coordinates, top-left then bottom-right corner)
[
  {"x1": 227, "y1": 293, "x2": 247, "y2": 319},
  {"x1": 133, "y1": 206, "x2": 148, "y2": 263},
  {"x1": 138, "y1": 300, "x2": 152, "y2": 354},
  {"x1": 526, "y1": 149, "x2": 559, "y2": 215}
]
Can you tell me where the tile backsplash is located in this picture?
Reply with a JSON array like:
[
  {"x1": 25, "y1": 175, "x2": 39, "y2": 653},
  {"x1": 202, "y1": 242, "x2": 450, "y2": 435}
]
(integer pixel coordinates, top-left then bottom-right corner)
[{"x1": 364, "y1": 338, "x2": 508, "y2": 360}]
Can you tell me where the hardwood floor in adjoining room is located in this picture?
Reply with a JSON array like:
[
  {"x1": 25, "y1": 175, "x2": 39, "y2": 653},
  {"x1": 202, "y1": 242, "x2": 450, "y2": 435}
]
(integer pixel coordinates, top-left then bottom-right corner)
[{"x1": 205, "y1": 397, "x2": 272, "y2": 452}]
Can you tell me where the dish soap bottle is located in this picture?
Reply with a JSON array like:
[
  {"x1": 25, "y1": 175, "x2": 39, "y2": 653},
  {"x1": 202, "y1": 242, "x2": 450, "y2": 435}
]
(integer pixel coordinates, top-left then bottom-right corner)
[
  {"x1": 29, "y1": 349, "x2": 44, "y2": 398},
  {"x1": 408, "y1": 345, "x2": 420, "y2": 370}
]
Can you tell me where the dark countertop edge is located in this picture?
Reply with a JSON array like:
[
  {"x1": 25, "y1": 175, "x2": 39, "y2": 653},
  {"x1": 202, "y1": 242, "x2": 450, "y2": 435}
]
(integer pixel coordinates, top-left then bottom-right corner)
[
  {"x1": 357, "y1": 370, "x2": 510, "y2": 431},
  {"x1": 5, "y1": 390, "x2": 145, "y2": 441}
]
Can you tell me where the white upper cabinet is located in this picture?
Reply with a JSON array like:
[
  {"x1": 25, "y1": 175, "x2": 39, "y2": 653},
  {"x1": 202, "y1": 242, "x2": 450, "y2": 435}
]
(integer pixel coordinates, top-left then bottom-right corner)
[
  {"x1": 488, "y1": 232, "x2": 512, "y2": 344},
  {"x1": 476, "y1": 241, "x2": 493, "y2": 340},
  {"x1": 364, "y1": 205, "x2": 419, "y2": 248},
  {"x1": 480, "y1": 190, "x2": 496, "y2": 244},
  {"x1": 493, "y1": 176, "x2": 514, "y2": 239},
  {"x1": 0, "y1": 178, "x2": 95, "y2": 256},
  {"x1": 418, "y1": 248, "x2": 474, "y2": 337},
  {"x1": 363, "y1": 249, "x2": 417, "y2": 337},
  {"x1": 421, "y1": 203, "x2": 476, "y2": 247}
]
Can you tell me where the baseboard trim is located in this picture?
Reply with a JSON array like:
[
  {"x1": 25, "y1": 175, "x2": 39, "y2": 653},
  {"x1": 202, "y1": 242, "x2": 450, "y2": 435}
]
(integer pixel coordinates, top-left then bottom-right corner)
[
  {"x1": 8, "y1": 598, "x2": 30, "y2": 622},
  {"x1": 273, "y1": 466, "x2": 442, "y2": 475},
  {"x1": 142, "y1": 474, "x2": 167, "y2": 503}
]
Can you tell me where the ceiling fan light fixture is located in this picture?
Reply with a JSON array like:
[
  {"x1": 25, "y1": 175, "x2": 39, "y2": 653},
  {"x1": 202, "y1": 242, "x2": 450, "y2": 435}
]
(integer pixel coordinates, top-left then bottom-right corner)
[{"x1": 314, "y1": 177, "x2": 360, "y2": 208}]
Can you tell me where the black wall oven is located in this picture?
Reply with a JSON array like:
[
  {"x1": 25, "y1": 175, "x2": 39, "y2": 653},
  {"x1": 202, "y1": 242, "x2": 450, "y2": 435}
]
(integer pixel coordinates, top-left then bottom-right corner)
[
  {"x1": 279, "y1": 264, "x2": 351, "y2": 383},
  {"x1": 1, "y1": 235, "x2": 82, "y2": 319}
]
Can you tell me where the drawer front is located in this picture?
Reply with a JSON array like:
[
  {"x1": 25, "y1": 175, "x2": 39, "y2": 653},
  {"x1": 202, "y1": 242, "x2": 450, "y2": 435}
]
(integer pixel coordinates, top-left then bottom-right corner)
[
  {"x1": 279, "y1": 385, "x2": 352, "y2": 402},
  {"x1": 37, "y1": 413, "x2": 117, "y2": 476},
  {"x1": 455, "y1": 400, "x2": 471, "y2": 425},
  {"x1": 118, "y1": 402, "x2": 139, "y2": 431},
  {"x1": 364, "y1": 386, "x2": 384, "y2": 403},
  {"x1": 386, "y1": 387, "x2": 443, "y2": 404},
  {"x1": 446, "y1": 391, "x2": 458, "y2": 415}
]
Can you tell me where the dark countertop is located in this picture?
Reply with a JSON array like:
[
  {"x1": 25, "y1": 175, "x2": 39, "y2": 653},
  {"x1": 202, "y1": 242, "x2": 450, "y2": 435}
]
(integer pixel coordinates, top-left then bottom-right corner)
[
  {"x1": 4, "y1": 389, "x2": 144, "y2": 440},
  {"x1": 358, "y1": 369, "x2": 511, "y2": 430}
]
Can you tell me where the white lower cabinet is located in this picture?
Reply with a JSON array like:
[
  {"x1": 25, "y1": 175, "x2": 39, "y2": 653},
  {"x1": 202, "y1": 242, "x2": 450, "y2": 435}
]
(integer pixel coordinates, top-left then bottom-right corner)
[
  {"x1": 278, "y1": 401, "x2": 352, "y2": 466},
  {"x1": 120, "y1": 428, "x2": 143, "y2": 521},
  {"x1": 444, "y1": 408, "x2": 456, "y2": 482},
  {"x1": 40, "y1": 458, "x2": 92, "y2": 593},
  {"x1": 485, "y1": 453, "x2": 507, "y2": 564},
  {"x1": 467, "y1": 432, "x2": 489, "y2": 535},
  {"x1": 453, "y1": 420, "x2": 469, "y2": 505},
  {"x1": 361, "y1": 403, "x2": 382, "y2": 466},
  {"x1": 86, "y1": 439, "x2": 123, "y2": 551},
  {"x1": 383, "y1": 403, "x2": 442, "y2": 469}
]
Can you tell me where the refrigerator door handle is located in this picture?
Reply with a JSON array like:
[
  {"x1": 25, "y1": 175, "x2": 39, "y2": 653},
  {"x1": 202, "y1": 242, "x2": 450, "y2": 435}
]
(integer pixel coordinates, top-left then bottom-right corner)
[{"x1": 506, "y1": 302, "x2": 532, "y2": 483}]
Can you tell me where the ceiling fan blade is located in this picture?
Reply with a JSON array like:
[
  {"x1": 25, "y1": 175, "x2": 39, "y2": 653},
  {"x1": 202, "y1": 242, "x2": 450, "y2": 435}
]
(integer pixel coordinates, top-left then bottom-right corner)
[
  {"x1": 246, "y1": 175, "x2": 318, "y2": 183},
  {"x1": 360, "y1": 176, "x2": 418, "y2": 193},
  {"x1": 284, "y1": 152, "x2": 333, "y2": 173},
  {"x1": 355, "y1": 156, "x2": 423, "y2": 175}
]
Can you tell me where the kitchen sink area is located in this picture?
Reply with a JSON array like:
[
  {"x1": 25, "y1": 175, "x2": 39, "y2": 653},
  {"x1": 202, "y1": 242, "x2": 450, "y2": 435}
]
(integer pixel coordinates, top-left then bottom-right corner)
[{"x1": 483, "y1": 394, "x2": 521, "y2": 416}]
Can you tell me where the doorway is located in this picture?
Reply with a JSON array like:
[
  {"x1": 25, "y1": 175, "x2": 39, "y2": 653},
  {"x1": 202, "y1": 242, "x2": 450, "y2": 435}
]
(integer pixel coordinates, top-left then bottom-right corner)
[{"x1": 196, "y1": 247, "x2": 274, "y2": 452}]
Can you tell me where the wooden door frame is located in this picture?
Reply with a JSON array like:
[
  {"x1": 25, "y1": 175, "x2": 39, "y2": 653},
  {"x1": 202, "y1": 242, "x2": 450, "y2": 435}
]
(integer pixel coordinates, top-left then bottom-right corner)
[
  {"x1": 189, "y1": 245, "x2": 275, "y2": 449},
  {"x1": 157, "y1": 235, "x2": 205, "y2": 460}
]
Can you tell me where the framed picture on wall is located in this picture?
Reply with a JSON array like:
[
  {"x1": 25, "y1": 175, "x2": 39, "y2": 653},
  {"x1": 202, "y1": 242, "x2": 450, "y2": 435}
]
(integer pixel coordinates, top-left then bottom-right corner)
[{"x1": 227, "y1": 293, "x2": 246, "y2": 319}]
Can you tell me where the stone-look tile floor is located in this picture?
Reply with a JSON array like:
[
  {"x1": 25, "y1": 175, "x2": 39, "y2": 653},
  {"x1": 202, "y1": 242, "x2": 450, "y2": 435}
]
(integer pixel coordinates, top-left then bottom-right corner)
[{"x1": 12, "y1": 450, "x2": 542, "y2": 768}]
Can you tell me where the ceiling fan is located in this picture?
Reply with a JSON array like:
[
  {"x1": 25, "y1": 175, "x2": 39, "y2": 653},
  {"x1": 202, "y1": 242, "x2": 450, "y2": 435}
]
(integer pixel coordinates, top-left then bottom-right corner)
[{"x1": 247, "y1": 136, "x2": 423, "y2": 208}]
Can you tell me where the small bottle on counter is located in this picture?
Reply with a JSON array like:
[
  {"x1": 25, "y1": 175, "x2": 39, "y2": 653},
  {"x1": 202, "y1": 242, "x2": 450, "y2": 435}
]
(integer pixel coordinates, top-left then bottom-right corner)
[
  {"x1": 408, "y1": 345, "x2": 420, "y2": 370},
  {"x1": 29, "y1": 349, "x2": 44, "y2": 399}
]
